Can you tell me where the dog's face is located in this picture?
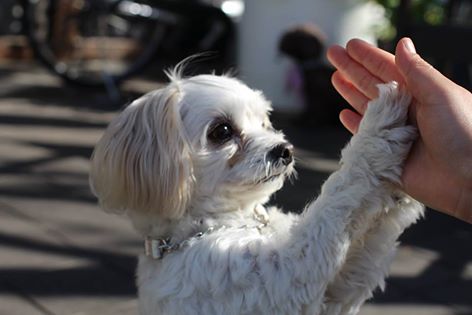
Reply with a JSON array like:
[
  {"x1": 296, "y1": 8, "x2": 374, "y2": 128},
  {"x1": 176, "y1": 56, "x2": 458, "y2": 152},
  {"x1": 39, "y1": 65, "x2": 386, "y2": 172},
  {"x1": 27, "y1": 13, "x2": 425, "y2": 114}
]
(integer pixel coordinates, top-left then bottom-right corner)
[{"x1": 90, "y1": 74, "x2": 295, "y2": 219}]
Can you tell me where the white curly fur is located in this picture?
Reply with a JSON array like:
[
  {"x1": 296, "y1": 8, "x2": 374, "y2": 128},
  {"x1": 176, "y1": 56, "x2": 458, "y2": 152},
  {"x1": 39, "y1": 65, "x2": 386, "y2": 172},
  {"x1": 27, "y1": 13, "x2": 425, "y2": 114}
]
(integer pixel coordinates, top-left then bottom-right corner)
[{"x1": 90, "y1": 74, "x2": 424, "y2": 315}]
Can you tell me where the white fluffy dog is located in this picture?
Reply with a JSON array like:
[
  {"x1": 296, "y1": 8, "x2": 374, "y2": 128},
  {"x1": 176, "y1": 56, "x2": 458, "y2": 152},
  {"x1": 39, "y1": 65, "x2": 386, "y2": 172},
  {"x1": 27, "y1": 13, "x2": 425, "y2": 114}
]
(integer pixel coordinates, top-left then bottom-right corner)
[{"x1": 90, "y1": 69, "x2": 424, "y2": 315}]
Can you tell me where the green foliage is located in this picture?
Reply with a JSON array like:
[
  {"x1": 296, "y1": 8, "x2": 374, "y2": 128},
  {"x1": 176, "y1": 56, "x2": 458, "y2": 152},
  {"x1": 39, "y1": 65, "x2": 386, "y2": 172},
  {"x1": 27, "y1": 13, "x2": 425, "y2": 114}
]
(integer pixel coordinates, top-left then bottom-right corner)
[{"x1": 369, "y1": 0, "x2": 447, "y2": 40}]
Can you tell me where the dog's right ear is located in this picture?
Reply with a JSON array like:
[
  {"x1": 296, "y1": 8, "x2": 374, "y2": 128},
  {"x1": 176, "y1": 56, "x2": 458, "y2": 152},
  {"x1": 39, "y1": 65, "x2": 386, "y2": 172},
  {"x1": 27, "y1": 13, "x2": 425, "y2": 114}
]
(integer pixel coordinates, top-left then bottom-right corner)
[{"x1": 89, "y1": 84, "x2": 194, "y2": 219}]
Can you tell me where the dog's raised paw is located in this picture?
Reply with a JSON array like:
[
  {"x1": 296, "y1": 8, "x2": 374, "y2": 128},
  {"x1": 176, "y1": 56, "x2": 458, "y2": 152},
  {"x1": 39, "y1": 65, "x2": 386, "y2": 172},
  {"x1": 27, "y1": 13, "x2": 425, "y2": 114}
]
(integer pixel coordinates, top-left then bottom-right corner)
[
  {"x1": 341, "y1": 82, "x2": 417, "y2": 183},
  {"x1": 359, "y1": 81, "x2": 411, "y2": 134}
]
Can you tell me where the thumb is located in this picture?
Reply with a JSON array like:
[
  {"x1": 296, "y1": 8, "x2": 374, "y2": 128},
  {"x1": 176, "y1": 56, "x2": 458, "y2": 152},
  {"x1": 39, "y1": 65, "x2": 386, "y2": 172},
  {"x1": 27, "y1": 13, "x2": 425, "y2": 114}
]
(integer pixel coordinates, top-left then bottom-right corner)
[{"x1": 395, "y1": 37, "x2": 451, "y2": 104}]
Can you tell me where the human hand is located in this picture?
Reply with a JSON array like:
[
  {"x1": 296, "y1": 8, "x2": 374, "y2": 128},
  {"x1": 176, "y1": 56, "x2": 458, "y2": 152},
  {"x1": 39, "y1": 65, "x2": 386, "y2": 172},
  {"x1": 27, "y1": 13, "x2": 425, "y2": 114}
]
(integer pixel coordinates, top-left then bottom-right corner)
[{"x1": 327, "y1": 37, "x2": 472, "y2": 223}]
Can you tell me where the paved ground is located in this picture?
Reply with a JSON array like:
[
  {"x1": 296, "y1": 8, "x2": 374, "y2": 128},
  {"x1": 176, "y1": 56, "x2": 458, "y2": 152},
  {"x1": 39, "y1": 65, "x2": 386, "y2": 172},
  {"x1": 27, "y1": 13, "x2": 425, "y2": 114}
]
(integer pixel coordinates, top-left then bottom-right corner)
[{"x1": 0, "y1": 61, "x2": 470, "y2": 315}]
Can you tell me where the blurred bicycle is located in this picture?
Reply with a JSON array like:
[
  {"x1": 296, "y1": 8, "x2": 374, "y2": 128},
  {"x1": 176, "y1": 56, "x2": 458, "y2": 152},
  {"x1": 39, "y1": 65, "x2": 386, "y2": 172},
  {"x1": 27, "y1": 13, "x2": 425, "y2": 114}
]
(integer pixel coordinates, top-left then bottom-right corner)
[{"x1": 21, "y1": 0, "x2": 239, "y2": 89}]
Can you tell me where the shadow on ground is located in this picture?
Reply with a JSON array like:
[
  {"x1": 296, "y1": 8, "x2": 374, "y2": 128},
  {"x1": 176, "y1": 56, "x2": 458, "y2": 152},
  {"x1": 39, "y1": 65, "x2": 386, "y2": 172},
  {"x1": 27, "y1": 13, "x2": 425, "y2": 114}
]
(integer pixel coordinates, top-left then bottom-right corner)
[{"x1": 0, "y1": 64, "x2": 470, "y2": 313}]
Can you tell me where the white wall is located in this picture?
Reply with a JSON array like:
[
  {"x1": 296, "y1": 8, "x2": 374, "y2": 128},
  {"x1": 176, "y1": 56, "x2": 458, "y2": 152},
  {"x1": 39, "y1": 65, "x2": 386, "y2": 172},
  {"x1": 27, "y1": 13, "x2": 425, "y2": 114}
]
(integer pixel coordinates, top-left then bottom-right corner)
[{"x1": 237, "y1": 0, "x2": 385, "y2": 112}]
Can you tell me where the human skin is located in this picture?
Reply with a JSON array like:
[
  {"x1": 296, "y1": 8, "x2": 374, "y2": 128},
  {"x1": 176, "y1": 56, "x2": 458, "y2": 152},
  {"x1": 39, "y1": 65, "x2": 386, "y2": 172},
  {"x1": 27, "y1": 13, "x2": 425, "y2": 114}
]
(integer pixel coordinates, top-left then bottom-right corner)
[{"x1": 326, "y1": 37, "x2": 472, "y2": 224}]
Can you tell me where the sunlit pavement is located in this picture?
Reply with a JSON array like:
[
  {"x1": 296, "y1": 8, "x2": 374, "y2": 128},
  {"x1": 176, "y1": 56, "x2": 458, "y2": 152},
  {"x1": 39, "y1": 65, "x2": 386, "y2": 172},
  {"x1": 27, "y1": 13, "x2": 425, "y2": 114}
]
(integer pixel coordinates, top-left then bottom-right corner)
[{"x1": 0, "y1": 62, "x2": 470, "y2": 315}]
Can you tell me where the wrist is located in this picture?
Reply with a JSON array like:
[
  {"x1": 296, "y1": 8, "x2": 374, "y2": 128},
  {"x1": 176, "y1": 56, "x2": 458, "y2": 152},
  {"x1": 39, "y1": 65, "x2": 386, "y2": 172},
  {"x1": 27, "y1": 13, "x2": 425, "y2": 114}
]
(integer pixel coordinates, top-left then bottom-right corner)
[{"x1": 453, "y1": 180, "x2": 472, "y2": 224}]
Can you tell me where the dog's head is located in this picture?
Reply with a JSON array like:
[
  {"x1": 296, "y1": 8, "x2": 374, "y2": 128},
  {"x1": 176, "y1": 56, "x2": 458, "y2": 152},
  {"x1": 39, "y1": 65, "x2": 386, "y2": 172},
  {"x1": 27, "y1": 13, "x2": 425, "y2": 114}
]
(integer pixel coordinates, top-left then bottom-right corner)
[{"x1": 90, "y1": 72, "x2": 295, "y2": 219}]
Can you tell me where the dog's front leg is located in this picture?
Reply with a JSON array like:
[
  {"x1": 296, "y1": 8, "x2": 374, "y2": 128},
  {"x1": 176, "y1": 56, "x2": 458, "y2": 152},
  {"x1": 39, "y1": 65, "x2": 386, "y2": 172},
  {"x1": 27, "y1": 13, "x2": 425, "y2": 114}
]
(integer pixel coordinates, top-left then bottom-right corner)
[
  {"x1": 283, "y1": 82, "x2": 418, "y2": 314},
  {"x1": 321, "y1": 191, "x2": 424, "y2": 315}
]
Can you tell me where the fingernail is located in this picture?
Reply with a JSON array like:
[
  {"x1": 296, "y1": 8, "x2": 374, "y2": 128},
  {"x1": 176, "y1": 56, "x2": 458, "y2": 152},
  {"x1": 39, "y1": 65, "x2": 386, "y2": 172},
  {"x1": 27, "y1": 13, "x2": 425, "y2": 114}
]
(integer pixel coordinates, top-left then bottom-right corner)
[{"x1": 403, "y1": 38, "x2": 416, "y2": 54}]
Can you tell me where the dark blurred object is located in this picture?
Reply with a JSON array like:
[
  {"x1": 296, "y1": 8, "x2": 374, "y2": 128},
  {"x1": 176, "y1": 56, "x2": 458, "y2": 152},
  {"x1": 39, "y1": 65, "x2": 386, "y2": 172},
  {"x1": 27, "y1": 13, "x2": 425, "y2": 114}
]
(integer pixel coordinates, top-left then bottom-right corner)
[
  {"x1": 396, "y1": 0, "x2": 472, "y2": 90},
  {"x1": 279, "y1": 24, "x2": 345, "y2": 127},
  {"x1": 0, "y1": 0, "x2": 34, "y2": 60},
  {"x1": 0, "y1": 0, "x2": 23, "y2": 35},
  {"x1": 20, "y1": 0, "x2": 235, "y2": 89},
  {"x1": 279, "y1": 24, "x2": 325, "y2": 62}
]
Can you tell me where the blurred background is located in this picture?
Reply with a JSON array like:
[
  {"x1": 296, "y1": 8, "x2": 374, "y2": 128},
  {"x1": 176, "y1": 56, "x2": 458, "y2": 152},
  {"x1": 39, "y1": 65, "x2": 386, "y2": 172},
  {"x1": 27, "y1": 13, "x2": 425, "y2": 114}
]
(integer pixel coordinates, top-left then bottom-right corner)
[{"x1": 0, "y1": 0, "x2": 470, "y2": 314}]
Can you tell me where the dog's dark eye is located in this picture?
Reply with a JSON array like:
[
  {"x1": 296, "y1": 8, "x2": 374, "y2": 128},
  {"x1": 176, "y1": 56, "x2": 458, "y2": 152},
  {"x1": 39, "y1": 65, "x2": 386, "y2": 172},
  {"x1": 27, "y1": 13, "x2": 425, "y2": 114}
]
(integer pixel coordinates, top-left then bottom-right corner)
[{"x1": 208, "y1": 123, "x2": 233, "y2": 144}]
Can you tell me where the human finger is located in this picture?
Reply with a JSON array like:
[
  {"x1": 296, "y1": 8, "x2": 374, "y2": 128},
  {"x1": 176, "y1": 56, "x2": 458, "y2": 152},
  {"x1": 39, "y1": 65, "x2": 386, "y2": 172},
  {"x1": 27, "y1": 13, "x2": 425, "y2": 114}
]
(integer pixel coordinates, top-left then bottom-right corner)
[
  {"x1": 331, "y1": 71, "x2": 370, "y2": 114},
  {"x1": 339, "y1": 109, "x2": 362, "y2": 134},
  {"x1": 395, "y1": 37, "x2": 454, "y2": 106},
  {"x1": 327, "y1": 44, "x2": 384, "y2": 99},
  {"x1": 346, "y1": 39, "x2": 404, "y2": 84}
]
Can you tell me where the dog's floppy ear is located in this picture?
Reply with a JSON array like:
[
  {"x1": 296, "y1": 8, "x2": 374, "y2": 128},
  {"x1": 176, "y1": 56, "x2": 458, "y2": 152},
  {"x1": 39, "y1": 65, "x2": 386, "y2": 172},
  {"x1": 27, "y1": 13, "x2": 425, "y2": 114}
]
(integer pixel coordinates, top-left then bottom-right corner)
[{"x1": 89, "y1": 84, "x2": 194, "y2": 219}]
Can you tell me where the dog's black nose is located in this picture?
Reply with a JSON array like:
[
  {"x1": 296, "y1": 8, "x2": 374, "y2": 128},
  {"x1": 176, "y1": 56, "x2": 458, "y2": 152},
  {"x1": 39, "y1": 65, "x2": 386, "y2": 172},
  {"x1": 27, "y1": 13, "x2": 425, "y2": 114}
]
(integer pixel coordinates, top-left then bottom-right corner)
[{"x1": 269, "y1": 143, "x2": 294, "y2": 165}]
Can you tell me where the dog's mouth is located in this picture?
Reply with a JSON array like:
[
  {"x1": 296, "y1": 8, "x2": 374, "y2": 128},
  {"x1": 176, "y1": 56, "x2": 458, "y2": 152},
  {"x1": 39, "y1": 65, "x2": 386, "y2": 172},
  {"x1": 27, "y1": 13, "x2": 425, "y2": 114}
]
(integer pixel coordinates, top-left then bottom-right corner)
[
  {"x1": 258, "y1": 173, "x2": 283, "y2": 183},
  {"x1": 255, "y1": 167, "x2": 293, "y2": 185}
]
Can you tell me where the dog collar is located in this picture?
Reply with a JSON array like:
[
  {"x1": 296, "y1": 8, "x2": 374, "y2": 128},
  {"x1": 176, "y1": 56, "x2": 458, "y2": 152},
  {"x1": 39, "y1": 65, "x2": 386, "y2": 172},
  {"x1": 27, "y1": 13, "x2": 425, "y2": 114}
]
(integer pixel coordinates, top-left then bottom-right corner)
[
  {"x1": 144, "y1": 206, "x2": 270, "y2": 260},
  {"x1": 144, "y1": 229, "x2": 209, "y2": 260},
  {"x1": 144, "y1": 237, "x2": 171, "y2": 260}
]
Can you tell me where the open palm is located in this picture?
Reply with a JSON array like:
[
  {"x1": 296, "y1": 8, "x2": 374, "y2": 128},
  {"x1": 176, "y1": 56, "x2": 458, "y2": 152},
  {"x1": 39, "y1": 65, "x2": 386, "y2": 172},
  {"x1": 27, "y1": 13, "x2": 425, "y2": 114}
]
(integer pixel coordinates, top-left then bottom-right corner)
[{"x1": 327, "y1": 38, "x2": 472, "y2": 223}]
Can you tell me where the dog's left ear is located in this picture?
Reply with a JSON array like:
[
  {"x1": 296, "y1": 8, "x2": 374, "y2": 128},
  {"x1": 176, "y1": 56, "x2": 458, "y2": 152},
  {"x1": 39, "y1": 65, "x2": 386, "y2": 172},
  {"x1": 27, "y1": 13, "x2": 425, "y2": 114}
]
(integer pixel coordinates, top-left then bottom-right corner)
[{"x1": 89, "y1": 84, "x2": 194, "y2": 219}]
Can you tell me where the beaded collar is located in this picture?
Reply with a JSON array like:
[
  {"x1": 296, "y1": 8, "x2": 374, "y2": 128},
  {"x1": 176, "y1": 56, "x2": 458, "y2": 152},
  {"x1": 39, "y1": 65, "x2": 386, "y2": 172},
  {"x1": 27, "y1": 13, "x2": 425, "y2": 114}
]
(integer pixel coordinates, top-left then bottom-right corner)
[{"x1": 144, "y1": 206, "x2": 270, "y2": 260}]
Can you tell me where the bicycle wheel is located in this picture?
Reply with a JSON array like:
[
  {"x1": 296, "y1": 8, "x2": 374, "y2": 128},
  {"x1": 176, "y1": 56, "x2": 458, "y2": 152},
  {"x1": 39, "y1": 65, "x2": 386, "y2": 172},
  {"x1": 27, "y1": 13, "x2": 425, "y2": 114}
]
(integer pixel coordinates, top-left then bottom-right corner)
[{"x1": 23, "y1": 0, "x2": 173, "y2": 87}]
